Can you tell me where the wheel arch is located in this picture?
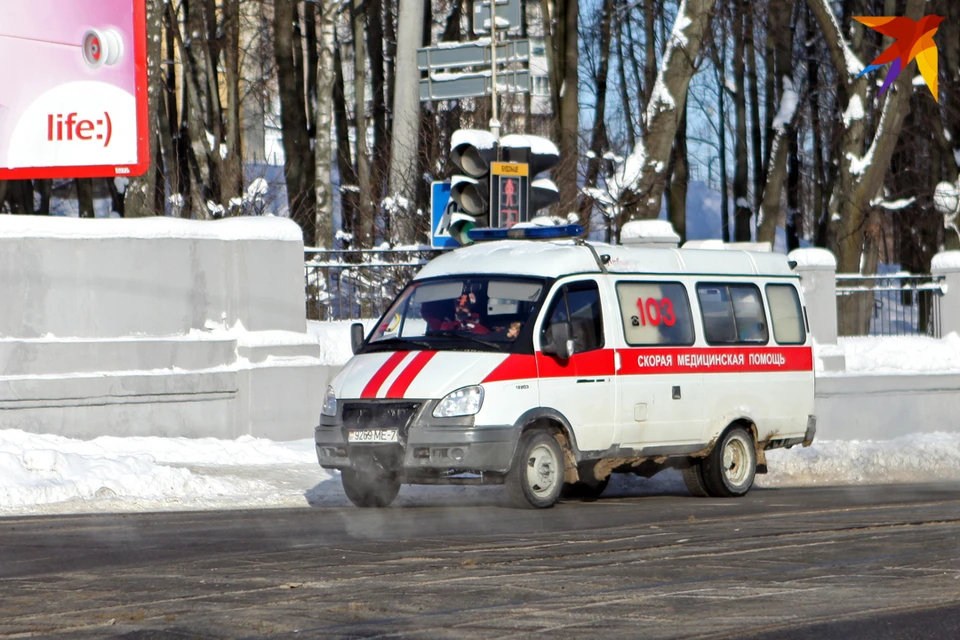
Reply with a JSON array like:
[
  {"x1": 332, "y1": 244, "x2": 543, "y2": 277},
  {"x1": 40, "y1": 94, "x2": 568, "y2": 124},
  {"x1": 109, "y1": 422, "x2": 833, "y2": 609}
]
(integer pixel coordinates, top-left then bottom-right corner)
[
  {"x1": 713, "y1": 418, "x2": 767, "y2": 474},
  {"x1": 514, "y1": 407, "x2": 581, "y2": 484}
]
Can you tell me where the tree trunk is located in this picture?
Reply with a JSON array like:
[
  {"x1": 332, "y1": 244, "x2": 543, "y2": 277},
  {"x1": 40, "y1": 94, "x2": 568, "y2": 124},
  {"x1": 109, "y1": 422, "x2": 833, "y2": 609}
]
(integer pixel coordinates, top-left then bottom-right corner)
[
  {"x1": 387, "y1": 0, "x2": 424, "y2": 244},
  {"x1": 558, "y1": 0, "x2": 580, "y2": 216},
  {"x1": 368, "y1": 0, "x2": 390, "y2": 203},
  {"x1": 733, "y1": 0, "x2": 751, "y2": 241},
  {"x1": 642, "y1": 0, "x2": 658, "y2": 114},
  {"x1": 334, "y1": 36, "x2": 359, "y2": 246},
  {"x1": 582, "y1": 0, "x2": 615, "y2": 228},
  {"x1": 275, "y1": 0, "x2": 316, "y2": 242},
  {"x1": 353, "y1": 0, "x2": 374, "y2": 246},
  {"x1": 668, "y1": 105, "x2": 689, "y2": 242},
  {"x1": 620, "y1": 0, "x2": 718, "y2": 226},
  {"x1": 806, "y1": 0, "x2": 926, "y2": 274},
  {"x1": 315, "y1": 0, "x2": 337, "y2": 249},
  {"x1": 745, "y1": 7, "x2": 763, "y2": 215},
  {"x1": 807, "y1": 4, "x2": 827, "y2": 248},
  {"x1": 76, "y1": 179, "x2": 95, "y2": 218},
  {"x1": 124, "y1": 0, "x2": 163, "y2": 217},
  {"x1": 757, "y1": 1, "x2": 798, "y2": 246},
  {"x1": 222, "y1": 0, "x2": 243, "y2": 209},
  {"x1": 615, "y1": 17, "x2": 637, "y2": 148}
]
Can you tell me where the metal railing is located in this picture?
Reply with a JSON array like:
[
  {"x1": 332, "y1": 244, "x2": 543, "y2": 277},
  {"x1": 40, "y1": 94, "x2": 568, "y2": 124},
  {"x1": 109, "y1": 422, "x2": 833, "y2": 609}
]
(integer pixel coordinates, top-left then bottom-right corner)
[
  {"x1": 304, "y1": 247, "x2": 444, "y2": 320},
  {"x1": 835, "y1": 273, "x2": 945, "y2": 338}
]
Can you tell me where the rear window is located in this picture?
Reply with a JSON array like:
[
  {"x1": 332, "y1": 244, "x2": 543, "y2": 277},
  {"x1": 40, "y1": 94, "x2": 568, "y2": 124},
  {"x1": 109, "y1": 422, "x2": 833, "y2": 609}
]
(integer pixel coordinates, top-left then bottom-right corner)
[
  {"x1": 696, "y1": 283, "x2": 768, "y2": 345},
  {"x1": 616, "y1": 282, "x2": 695, "y2": 346},
  {"x1": 766, "y1": 284, "x2": 806, "y2": 344}
]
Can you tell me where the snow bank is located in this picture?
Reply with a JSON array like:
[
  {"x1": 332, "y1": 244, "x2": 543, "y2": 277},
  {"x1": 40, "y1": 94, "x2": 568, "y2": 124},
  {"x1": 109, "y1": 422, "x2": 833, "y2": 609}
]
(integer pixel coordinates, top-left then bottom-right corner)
[
  {"x1": 307, "y1": 320, "x2": 376, "y2": 367},
  {"x1": 3, "y1": 427, "x2": 960, "y2": 516},
  {"x1": 822, "y1": 334, "x2": 960, "y2": 376}
]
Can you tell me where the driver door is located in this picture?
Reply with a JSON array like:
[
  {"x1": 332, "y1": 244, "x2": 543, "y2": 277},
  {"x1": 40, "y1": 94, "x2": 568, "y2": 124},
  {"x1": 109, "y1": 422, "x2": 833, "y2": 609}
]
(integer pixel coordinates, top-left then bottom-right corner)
[{"x1": 536, "y1": 279, "x2": 617, "y2": 453}]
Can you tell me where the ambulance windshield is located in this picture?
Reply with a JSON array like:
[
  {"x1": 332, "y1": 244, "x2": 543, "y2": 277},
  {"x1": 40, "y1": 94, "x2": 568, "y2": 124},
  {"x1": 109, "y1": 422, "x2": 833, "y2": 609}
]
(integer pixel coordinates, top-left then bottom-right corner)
[{"x1": 367, "y1": 276, "x2": 546, "y2": 351}]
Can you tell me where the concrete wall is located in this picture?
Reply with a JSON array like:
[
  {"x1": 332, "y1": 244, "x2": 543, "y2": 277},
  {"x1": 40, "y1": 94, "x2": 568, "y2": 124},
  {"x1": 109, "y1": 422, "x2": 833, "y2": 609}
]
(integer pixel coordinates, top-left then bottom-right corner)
[
  {"x1": 816, "y1": 374, "x2": 960, "y2": 440},
  {"x1": 0, "y1": 215, "x2": 323, "y2": 441}
]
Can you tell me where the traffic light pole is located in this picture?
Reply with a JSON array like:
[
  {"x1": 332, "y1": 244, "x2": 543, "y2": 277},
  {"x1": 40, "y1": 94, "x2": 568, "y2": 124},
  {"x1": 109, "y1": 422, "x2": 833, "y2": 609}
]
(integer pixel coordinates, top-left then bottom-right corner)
[{"x1": 489, "y1": 0, "x2": 500, "y2": 138}]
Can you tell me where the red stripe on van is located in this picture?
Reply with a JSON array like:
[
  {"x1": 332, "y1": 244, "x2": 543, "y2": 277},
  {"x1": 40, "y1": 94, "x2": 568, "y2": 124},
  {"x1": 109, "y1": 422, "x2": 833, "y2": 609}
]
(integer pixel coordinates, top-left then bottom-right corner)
[
  {"x1": 385, "y1": 351, "x2": 437, "y2": 398},
  {"x1": 536, "y1": 349, "x2": 617, "y2": 378},
  {"x1": 360, "y1": 351, "x2": 409, "y2": 398},
  {"x1": 482, "y1": 354, "x2": 538, "y2": 383},
  {"x1": 618, "y1": 346, "x2": 813, "y2": 375},
  {"x1": 480, "y1": 346, "x2": 812, "y2": 384}
]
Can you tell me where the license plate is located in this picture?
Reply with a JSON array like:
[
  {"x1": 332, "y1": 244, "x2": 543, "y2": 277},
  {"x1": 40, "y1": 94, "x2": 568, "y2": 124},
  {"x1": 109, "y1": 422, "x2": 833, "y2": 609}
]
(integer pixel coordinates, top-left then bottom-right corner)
[{"x1": 348, "y1": 429, "x2": 398, "y2": 443}]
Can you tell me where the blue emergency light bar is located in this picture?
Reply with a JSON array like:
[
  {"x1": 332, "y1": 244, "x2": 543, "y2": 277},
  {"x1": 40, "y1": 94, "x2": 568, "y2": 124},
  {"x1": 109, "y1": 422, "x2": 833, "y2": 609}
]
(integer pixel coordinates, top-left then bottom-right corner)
[{"x1": 466, "y1": 224, "x2": 585, "y2": 242}]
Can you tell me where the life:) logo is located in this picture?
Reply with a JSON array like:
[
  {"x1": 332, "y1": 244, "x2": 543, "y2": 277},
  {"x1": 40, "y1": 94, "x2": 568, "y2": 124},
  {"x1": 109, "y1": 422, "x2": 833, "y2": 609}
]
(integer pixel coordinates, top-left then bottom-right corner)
[
  {"x1": 47, "y1": 112, "x2": 113, "y2": 147},
  {"x1": 855, "y1": 14, "x2": 944, "y2": 100}
]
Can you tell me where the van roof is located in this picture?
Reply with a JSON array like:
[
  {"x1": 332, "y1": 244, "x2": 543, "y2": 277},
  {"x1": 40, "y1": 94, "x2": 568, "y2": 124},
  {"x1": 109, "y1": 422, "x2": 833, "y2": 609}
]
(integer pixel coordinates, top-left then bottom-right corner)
[{"x1": 414, "y1": 240, "x2": 797, "y2": 281}]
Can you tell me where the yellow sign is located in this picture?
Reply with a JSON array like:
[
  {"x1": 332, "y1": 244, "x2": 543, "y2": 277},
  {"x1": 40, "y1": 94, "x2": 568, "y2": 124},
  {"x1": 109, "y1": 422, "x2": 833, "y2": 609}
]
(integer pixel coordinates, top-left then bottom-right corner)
[{"x1": 492, "y1": 161, "x2": 529, "y2": 177}]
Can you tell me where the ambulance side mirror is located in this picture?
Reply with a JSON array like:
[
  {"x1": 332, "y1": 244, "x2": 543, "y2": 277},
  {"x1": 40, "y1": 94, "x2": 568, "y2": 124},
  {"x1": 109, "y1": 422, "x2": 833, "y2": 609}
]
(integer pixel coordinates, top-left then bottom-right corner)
[
  {"x1": 350, "y1": 323, "x2": 366, "y2": 355},
  {"x1": 543, "y1": 322, "x2": 574, "y2": 360}
]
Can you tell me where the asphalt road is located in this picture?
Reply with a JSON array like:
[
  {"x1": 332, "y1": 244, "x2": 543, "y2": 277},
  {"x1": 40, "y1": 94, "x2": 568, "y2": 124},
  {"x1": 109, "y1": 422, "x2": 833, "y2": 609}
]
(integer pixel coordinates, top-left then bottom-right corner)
[{"x1": 2, "y1": 482, "x2": 960, "y2": 639}]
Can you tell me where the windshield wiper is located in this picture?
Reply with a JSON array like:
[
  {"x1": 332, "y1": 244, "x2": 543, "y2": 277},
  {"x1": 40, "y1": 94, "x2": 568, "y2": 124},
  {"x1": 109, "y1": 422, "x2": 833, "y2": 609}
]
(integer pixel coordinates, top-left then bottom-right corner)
[
  {"x1": 425, "y1": 330, "x2": 501, "y2": 350},
  {"x1": 366, "y1": 336, "x2": 434, "y2": 350}
]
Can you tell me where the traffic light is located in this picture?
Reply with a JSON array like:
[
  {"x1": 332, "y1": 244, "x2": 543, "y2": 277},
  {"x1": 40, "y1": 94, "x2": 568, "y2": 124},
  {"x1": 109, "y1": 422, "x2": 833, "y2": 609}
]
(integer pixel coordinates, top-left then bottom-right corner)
[
  {"x1": 449, "y1": 129, "x2": 498, "y2": 219},
  {"x1": 447, "y1": 129, "x2": 560, "y2": 244},
  {"x1": 499, "y1": 134, "x2": 560, "y2": 218}
]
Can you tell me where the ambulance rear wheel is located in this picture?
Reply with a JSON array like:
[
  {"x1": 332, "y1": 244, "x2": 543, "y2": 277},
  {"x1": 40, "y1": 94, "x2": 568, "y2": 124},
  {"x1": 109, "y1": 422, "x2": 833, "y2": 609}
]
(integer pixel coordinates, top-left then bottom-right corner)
[
  {"x1": 341, "y1": 468, "x2": 400, "y2": 508},
  {"x1": 682, "y1": 463, "x2": 711, "y2": 498},
  {"x1": 561, "y1": 477, "x2": 609, "y2": 501},
  {"x1": 507, "y1": 430, "x2": 564, "y2": 508},
  {"x1": 702, "y1": 426, "x2": 756, "y2": 497}
]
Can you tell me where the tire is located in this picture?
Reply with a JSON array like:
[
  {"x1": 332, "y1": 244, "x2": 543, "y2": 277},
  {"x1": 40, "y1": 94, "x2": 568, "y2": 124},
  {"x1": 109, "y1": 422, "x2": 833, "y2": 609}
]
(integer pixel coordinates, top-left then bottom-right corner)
[
  {"x1": 682, "y1": 463, "x2": 711, "y2": 497},
  {"x1": 701, "y1": 426, "x2": 757, "y2": 497},
  {"x1": 507, "y1": 430, "x2": 564, "y2": 509},
  {"x1": 561, "y1": 477, "x2": 609, "y2": 502},
  {"x1": 341, "y1": 468, "x2": 401, "y2": 508}
]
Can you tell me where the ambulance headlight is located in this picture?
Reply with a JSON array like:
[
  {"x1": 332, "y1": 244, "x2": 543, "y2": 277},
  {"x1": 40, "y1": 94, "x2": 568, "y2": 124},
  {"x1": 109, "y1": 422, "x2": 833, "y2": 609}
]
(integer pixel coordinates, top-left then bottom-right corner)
[
  {"x1": 321, "y1": 385, "x2": 337, "y2": 417},
  {"x1": 433, "y1": 386, "x2": 484, "y2": 418}
]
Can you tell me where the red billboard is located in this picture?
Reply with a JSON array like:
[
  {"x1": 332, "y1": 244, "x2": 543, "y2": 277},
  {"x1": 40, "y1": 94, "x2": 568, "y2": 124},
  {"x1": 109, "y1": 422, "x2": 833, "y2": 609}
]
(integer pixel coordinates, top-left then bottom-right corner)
[{"x1": 0, "y1": 0, "x2": 149, "y2": 179}]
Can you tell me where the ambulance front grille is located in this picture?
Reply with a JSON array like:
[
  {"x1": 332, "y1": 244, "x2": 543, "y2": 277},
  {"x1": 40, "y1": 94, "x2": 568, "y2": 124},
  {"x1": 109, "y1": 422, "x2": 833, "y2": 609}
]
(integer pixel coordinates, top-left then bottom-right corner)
[{"x1": 341, "y1": 402, "x2": 421, "y2": 435}]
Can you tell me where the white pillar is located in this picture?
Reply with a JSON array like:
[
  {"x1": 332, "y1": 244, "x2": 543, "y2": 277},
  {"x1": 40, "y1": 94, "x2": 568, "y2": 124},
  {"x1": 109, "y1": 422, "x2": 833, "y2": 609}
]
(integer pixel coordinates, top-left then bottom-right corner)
[
  {"x1": 788, "y1": 247, "x2": 845, "y2": 373},
  {"x1": 932, "y1": 252, "x2": 960, "y2": 338}
]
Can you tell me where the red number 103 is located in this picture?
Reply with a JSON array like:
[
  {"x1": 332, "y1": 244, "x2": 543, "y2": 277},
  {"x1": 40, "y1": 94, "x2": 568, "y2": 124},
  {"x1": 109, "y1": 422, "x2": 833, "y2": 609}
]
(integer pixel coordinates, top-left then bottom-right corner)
[{"x1": 636, "y1": 297, "x2": 676, "y2": 326}]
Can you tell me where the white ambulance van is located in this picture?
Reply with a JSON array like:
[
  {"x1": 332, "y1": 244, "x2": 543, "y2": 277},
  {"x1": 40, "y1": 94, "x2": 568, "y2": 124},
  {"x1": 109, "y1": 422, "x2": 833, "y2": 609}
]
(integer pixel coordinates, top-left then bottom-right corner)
[{"x1": 316, "y1": 233, "x2": 816, "y2": 508}]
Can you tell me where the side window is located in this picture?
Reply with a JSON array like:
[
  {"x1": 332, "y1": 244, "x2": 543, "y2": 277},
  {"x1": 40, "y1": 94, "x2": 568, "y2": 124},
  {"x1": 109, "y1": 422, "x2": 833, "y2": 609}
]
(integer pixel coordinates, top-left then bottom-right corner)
[
  {"x1": 730, "y1": 285, "x2": 768, "y2": 343},
  {"x1": 697, "y1": 285, "x2": 737, "y2": 343},
  {"x1": 541, "y1": 281, "x2": 604, "y2": 354},
  {"x1": 697, "y1": 283, "x2": 768, "y2": 345},
  {"x1": 766, "y1": 284, "x2": 806, "y2": 344},
  {"x1": 616, "y1": 281, "x2": 695, "y2": 346}
]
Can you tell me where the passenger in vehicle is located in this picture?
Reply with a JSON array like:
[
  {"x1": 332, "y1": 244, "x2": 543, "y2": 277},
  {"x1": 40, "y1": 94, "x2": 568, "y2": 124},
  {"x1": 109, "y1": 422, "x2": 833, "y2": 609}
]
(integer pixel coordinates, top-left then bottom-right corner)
[{"x1": 439, "y1": 292, "x2": 491, "y2": 334}]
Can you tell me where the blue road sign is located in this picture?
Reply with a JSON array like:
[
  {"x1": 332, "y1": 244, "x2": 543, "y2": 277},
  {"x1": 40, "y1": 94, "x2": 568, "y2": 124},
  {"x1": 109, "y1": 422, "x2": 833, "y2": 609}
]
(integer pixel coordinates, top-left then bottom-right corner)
[{"x1": 431, "y1": 181, "x2": 460, "y2": 249}]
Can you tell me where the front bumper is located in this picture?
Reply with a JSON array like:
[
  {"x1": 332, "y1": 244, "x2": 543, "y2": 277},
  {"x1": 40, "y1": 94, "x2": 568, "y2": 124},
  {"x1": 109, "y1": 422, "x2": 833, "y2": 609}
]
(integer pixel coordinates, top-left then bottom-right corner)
[{"x1": 315, "y1": 399, "x2": 519, "y2": 475}]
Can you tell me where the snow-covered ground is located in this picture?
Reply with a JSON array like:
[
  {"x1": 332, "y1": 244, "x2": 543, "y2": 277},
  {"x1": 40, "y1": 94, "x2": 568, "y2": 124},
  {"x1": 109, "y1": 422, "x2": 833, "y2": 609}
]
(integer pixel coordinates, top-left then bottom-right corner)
[
  {"x1": 2, "y1": 428, "x2": 959, "y2": 518},
  {"x1": 4, "y1": 334, "x2": 960, "y2": 517}
]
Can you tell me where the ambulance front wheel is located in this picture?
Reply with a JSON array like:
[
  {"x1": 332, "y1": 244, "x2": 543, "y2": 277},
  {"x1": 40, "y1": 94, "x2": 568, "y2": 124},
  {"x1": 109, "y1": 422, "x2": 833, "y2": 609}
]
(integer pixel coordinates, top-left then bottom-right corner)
[
  {"x1": 341, "y1": 468, "x2": 400, "y2": 508},
  {"x1": 507, "y1": 429, "x2": 564, "y2": 508},
  {"x1": 701, "y1": 426, "x2": 757, "y2": 497}
]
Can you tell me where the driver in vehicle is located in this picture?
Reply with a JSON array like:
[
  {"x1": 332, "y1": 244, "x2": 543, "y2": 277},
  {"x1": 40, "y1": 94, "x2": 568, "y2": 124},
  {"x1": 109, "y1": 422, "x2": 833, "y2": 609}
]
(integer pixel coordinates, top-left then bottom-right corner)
[{"x1": 439, "y1": 293, "x2": 491, "y2": 334}]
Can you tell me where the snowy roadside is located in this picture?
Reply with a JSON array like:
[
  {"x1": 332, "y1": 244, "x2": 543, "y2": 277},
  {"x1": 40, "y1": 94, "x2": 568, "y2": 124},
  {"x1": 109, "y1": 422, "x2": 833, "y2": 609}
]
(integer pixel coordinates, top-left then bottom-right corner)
[
  {"x1": 3, "y1": 428, "x2": 960, "y2": 518},
  {"x1": 5, "y1": 332, "x2": 960, "y2": 517}
]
